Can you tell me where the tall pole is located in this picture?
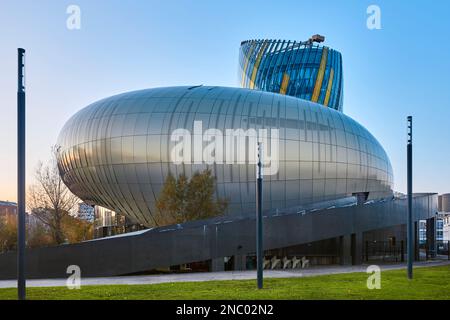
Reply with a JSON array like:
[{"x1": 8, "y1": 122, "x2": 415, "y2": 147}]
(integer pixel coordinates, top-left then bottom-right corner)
[
  {"x1": 256, "y1": 143, "x2": 263, "y2": 289},
  {"x1": 407, "y1": 116, "x2": 413, "y2": 279},
  {"x1": 17, "y1": 48, "x2": 26, "y2": 300}
]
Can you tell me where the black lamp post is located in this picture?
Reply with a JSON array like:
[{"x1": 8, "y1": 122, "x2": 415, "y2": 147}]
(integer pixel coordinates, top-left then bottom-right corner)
[
  {"x1": 17, "y1": 48, "x2": 26, "y2": 300},
  {"x1": 256, "y1": 143, "x2": 263, "y2": 289},
  {"x1": 407, "y1": 116, "x2": 413, "y2": 279}
]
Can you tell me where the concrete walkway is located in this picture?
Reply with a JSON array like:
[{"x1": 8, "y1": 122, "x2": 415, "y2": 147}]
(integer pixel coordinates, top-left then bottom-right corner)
[{"x1": 0, "y1": 260, "x2": 448, "y2": 289}]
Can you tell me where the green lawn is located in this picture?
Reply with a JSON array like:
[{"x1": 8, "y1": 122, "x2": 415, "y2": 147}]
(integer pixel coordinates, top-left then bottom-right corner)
[{"x1": 1, "y1": 265, "x2": 450, "y2": 300}]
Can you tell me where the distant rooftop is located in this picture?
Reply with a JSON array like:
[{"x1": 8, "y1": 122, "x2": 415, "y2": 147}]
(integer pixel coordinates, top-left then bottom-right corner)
[{"x1": 0, "y1": 201, "x2": 17, "y2": 206}]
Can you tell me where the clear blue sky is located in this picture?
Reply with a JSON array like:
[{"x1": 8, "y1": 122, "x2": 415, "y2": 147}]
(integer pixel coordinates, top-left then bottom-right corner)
[{"x1": 0, "y1": 0, "x2": 449, "y2": 201}]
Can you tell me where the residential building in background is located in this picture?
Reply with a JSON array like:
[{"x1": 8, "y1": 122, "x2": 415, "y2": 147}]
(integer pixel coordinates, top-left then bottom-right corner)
[
  {"x1": 438, "y1": 194, "x2": 450, "y2": 241},
  {"x1": 443, "y1": 215, "x2": 450, "y2": 241},
  {"x1": 419, "y1": 219, "x2": 444, "y2": 244},
  {"x1": 0, "y1": 201, "x2": 41, "y2": 231},
  {"x1": 76, "y1": 202, "x2": 95, "y2": 223},
  {"x1": 0, "y1": 201, "x2": 17, "y2": 218},
  {"x1": 93, "y1": 205, "x2": 144, "y2": 238}
]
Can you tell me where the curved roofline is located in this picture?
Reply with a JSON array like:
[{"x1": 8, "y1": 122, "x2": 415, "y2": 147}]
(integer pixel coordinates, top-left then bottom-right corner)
[{"x1": 240, "y1": 39, "x2": 336, "y2": 52}]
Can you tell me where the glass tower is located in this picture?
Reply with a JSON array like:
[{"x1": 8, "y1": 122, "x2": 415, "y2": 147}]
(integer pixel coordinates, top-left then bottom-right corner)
[{"x1": 239, "y1": 39, "x2": 343, "y2": 112}]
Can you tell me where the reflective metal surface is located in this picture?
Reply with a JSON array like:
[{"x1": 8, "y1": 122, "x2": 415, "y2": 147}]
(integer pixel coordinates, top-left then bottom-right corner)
[
  {"x1": 56, "y1": 86, "x2": 393, "y2": 226},
  {"x1": 439, "y1": 194, "x2": 450, "y2": 212},
  {"x1": 239, "y1": 39, "x2": 343, "y2": 111}
]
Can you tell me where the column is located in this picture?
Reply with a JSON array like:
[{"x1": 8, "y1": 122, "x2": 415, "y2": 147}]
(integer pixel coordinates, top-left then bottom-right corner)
[
  {"x1": 233, "y1": 255, "x2": 246, "y2": 271},
  {"x1": 211, "y1": 258, "x2": 225, "y2": 272},
  {"x1": 339, "y1": 234, "x2": 352, "y2": 265},
  {"x1": 426, "y1": 217, "x2": 436, "y2": 259},
  {"x1": 351, "y1": 232, "x2": 363, "y2": 265},
  {"x1": 414, "y1": 221, "x2": 420, "y2": 261}
]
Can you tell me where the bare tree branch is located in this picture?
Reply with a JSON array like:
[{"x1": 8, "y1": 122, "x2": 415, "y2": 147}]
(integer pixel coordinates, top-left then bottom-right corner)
[{"x1": 27, "y1": 146, "x2": 80, "y2": 244}]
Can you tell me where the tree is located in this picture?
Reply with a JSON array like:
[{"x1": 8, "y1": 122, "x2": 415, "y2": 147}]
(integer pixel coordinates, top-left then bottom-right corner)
[
  {"x1": 26, "y1": 219, "x2": 54, "y2": 249},
  {"x1": 154, "y1": 173, "x2": 188, "y2": 225},
  {"x1": 61, "y1": 214, "x2": 94, "y2": 243},
  {"x1": 155, "y1": 169, "x2": 228, "y2": 225},
  {"x1": 0, "y1": 212, "x2": 93, "y2": 252},
  {"x1": 27, "y1": 146, "x2": 80, "y2": 244},
  {"x1": 0, "y1": 215, "x2": 18, "y2": 252}
]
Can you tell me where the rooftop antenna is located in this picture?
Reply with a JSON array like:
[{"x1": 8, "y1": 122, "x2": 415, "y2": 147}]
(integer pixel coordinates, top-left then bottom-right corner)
[{"x1": 307, "y1": 34, "x2": 325, "y2": 46}]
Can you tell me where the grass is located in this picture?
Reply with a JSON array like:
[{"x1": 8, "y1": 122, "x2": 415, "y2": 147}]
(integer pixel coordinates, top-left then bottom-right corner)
[{"x1": 0, "y1": 265, "x2": 449, "y2": 300}]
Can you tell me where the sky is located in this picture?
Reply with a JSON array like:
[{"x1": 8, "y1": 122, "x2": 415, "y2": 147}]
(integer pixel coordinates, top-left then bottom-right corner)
[{"x1": 0, "y1": 0, "x2": 449, "y2": 202}]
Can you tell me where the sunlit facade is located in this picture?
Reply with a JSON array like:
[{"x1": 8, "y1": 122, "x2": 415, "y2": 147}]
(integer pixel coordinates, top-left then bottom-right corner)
[
  {"x1": 239, "y1": 39, "x2": 343, "y2": 111},
  {"x1": 56, "y1": 86, "x2": 393, "y2": 227},
  {"x1": 56, "y1": 38, "x2": 394, "y2": 227},
  {"x1": 0, "y1": 201, "x2": 17, "y2": 218}
]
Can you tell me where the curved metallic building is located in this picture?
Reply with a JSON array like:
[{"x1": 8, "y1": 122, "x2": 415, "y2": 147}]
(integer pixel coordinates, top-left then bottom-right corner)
[
  {"x1": 57, "y1": 86, "x2": 393, "y2": 227},
  {"x1": 239, "y1": 39, "x2": 343, "y2": 111}
]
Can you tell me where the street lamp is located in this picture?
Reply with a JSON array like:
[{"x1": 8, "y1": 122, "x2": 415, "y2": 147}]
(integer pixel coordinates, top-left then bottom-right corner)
[
  {"x1": 256, "y1": 143, "x2": 263, "y2": 289},
  {"x1": 17, "y1": 48, "x2": 27, "y2": 300},
  {"x1": 407, "y1": 116, "x2": 413, "y2": 279}
]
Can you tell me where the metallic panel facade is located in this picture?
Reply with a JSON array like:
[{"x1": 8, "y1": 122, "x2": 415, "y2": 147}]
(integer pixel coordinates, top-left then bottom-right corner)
[
  {"x1": 239, "y1": 39, "x2": 344, "y2": 111},
  {"x1": 57, "y1": 86, "x2": 393, "y2": 227},
  {"x1": 439, "y1": 194, "x2": 450, "y2": 212}
]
